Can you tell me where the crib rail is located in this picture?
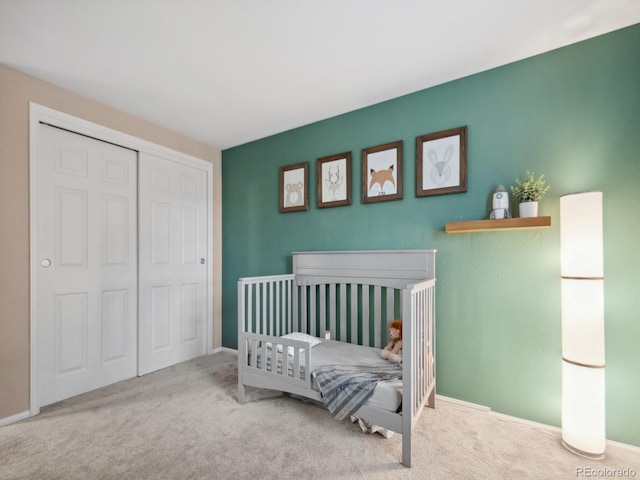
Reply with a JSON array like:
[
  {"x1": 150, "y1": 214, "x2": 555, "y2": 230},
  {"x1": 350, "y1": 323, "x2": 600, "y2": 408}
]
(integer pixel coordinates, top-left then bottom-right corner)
[
  {"x1": 401, "y1": 278, "x2": 436, "y2": 467},
  {"x1": 238, "y1": 274, "x2": 296, "y2": 403},
  {"x1": 405, "y1": 278, "x2": 436, "y2": 419},
  {"x1": 238, "y1": 274, "x2": 295, "y2": 337},
  {"x1": 239, "y1": 274, "x2": 403, "y2": 348},
  {"x1": 242, "y1": 332, "x2": 311, "y2": 388}
]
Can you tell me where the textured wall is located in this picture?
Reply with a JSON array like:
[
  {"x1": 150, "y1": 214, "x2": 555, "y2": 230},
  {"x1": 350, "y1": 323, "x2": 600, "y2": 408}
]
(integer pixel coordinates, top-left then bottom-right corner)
[{"x1": 222, "y1": 25, "x2": 640, "y2": 446}]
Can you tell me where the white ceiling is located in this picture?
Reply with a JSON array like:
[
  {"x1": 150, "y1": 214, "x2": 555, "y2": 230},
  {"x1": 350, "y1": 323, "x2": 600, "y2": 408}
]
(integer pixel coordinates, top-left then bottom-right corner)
[{"x1": 1, "y1": 1, "x2": 638, "y2": 150}]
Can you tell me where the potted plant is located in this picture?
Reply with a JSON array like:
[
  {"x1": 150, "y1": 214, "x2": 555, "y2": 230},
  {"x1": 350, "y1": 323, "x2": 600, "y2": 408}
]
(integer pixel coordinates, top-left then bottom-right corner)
[{"x1": 510, "y1": 171, "x2": 550, "y2": 218}]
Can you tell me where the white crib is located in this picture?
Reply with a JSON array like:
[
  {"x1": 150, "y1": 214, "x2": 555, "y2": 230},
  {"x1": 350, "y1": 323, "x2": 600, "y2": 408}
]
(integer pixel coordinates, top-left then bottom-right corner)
[{"x1": 237, "y1": 250, "x2": 436, "y2": 467}]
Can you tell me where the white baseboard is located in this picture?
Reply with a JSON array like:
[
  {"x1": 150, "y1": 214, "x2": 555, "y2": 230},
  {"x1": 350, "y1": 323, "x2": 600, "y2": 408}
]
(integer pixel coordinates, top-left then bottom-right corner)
[
  {"x1": 435, "y1": 394, "x2": 640, "y2": 454},
  {"x1": 0, "y1": 410, "x2": 30, "y2": 427},
  {"x1": 217, "y1": 347, "x2": 238, "y2": 355},
  {"x1": 607, "y1": 438, "x2": 640, "y2": 454},
  {"x1": 436, "y1": 394, "x2": 490, "y2": 412},
  {"x1": 489, "y1": 410, "x2": 561, "y2": 436},
  {"x1": 211, "y1": 346, "x2": 238, "y2": 354}
]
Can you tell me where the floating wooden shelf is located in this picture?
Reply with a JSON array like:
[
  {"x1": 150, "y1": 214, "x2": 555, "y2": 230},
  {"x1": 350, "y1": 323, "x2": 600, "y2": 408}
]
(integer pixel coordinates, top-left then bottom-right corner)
[{"x1": 445, "y1": 216, "x2": 551, "y2": 233}]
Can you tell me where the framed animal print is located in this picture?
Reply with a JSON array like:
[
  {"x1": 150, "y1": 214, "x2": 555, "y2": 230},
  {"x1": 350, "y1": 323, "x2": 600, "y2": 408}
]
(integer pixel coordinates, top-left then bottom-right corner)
[
  {"x1": 361, "y1": 140, "x2": 403, "y2": 204},
  {"x1": 279, "y1": 162, "x2": 308, "y2": 213},
  {"x1": 416, "y1": 126, "x2": 467, "y2": 197},
  {"x1": 317, "y1": 152, "x2": 351, "y2": 208}
]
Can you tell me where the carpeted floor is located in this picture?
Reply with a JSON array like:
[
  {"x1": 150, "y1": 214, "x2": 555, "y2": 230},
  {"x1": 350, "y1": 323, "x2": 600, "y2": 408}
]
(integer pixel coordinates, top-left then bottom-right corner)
[{"x1": 1, "y1": 351, "x2": 638, "y2": 479}]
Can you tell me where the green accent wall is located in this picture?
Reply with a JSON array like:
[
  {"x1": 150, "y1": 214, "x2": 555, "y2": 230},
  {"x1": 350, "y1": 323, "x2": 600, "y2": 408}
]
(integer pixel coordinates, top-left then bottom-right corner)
[{"x1": 222, "y1": 25, "x2": 640, "y2": 446}]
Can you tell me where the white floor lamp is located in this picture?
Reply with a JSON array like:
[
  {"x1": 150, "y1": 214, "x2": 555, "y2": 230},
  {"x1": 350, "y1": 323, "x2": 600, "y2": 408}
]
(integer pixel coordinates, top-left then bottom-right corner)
[{"x1": 560, "y1": 191, "x2": 605, "y2": 459}]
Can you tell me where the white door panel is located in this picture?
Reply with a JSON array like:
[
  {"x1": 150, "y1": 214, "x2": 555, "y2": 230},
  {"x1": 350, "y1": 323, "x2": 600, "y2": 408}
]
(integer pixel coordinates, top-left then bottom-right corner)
[
  {"x1": 138, "y1": 152, "x2": 208, "y2": 375},
  {"x1": 37, "y1": 124, "x2": 137, "y2": 406}
]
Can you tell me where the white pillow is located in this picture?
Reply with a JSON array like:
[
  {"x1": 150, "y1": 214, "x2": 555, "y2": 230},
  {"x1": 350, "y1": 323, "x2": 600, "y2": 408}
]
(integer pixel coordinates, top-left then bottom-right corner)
[
  {"x1": 281, "y1": 332, "x2": 322, "y2": 347},
  {"x1": 268, "y1": 332, "x2": 322, "y2": 356}
]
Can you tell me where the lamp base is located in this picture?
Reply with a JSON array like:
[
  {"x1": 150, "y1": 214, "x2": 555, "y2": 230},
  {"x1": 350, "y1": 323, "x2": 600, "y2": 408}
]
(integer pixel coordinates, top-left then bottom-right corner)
[{"x1": 561, "y1": 439, "x2": 605, "y2": 460}]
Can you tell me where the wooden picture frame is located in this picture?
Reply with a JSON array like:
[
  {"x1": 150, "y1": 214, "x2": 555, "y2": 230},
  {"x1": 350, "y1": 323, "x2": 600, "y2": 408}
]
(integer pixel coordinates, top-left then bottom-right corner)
[
  {"x1": 416, "y1": 126, "x2": 467, "y2": 197},
  {"x1": 361, "y1": 140, "x2": 403, "y2": 204},
  {"x1": 279, "y1": 162, "x2": 308, "y2": 213},
  {"x1": 317, "y1": 152, "x2": 351, "y2": 208}
]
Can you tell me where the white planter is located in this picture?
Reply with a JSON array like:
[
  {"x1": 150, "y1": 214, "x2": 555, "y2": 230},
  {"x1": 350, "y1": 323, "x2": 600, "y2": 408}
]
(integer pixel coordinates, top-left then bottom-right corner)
[{"x1": 519, "y1": 201, "x2": 539, "y2": 218}]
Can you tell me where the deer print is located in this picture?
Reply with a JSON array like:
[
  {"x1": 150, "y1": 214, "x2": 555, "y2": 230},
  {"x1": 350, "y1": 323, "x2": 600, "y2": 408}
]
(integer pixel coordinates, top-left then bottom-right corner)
[
  {"x1": 369, "y1": 165, "x2": 396, "y2": 195},
  {"x1": 325, "y1": 164, "x2": 344, "y2": 200}
]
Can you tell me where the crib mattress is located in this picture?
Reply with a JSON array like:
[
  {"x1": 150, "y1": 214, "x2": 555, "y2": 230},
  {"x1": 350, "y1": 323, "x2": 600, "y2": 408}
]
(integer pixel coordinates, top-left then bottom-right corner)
[{"x1": 309, "y1": 339, "x2": 402, "y2": 414}]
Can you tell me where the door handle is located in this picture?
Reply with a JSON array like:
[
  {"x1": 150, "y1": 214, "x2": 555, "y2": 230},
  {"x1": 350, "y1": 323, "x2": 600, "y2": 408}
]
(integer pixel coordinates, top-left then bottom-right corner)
[
  {"x1": 40, "y1": 258, "x2": 52, "y2": 268},
  {"x1": 200, "y1": 258, "x2": 205, "y2": 264}
]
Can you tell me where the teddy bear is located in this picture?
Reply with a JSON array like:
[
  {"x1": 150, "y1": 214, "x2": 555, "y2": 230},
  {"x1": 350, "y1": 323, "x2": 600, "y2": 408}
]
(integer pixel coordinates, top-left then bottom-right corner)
[
  {"x1": 380, "y1": 320, "x2": 402, "y2": 363},
  {"x1": 285, "y1": 181, "x2": 304, "y2": 207}
]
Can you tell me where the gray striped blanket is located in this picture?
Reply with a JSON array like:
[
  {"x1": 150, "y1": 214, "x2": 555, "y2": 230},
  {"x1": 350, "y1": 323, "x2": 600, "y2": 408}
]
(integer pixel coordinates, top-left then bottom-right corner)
[{"x1": 312, "y1": 364, "x2": 402, "y2": 420}]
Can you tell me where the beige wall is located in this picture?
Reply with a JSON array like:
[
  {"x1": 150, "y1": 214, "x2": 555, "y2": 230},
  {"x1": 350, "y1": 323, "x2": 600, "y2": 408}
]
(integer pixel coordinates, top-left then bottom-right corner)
[{"x1": 0, "y1": 64, "x2": 223, "y2": 420}]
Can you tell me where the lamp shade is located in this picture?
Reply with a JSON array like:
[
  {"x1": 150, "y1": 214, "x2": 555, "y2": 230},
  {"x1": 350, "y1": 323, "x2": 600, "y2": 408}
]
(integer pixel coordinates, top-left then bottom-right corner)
[
  {"x1": 561, "y1": 278, "x2": 604, "y2": 366},
  {"x1": 560, "y1": 191, "x2": 605, "y2": 459},
  {"x1": 562, "y1": 361, "x2": 606, "y2": 455},
  {"x1": 560, "y1": 192, "x2": 603, "y2": 278}
]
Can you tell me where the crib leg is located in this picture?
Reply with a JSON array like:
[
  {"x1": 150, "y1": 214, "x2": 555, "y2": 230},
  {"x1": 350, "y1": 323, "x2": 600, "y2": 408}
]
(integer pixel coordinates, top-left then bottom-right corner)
[
  {"x1": 428, "y1": 385, "x2": 436, "y2": 409},
  {"x1": 401, "y1": 434, "x2": 412, "y2": 468}
]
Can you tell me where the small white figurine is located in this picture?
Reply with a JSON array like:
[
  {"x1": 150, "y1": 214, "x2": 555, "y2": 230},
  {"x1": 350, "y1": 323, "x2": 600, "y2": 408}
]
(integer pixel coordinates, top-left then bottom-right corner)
[{"x1": 489, "y1": 185, "x2": 511, "y2": 219}]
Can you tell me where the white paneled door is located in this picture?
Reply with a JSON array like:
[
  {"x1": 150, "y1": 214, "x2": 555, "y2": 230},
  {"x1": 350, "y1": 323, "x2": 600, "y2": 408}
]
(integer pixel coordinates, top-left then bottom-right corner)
[
  {"x1": 138, "y1": 153, "x2": 208, "y2": 375},
  {"x1": 36, "y1": 124, "x2": 138, "y2": 406}
]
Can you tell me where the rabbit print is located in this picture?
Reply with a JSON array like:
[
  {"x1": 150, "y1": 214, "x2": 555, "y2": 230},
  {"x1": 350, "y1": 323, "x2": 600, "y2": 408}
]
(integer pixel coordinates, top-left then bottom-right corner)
[{"x1": 429, "y1": 144, "x2": 453, "y2": 185}]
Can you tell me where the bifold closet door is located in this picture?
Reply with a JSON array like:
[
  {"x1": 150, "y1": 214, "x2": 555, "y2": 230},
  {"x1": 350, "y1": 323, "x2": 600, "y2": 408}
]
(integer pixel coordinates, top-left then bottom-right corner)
[
  {"x1": 138, "y1": 152, "x2": 208, "y2": 375},
  {"x1": 36, "y1": 124, "x2": 138, "y2": 407}
]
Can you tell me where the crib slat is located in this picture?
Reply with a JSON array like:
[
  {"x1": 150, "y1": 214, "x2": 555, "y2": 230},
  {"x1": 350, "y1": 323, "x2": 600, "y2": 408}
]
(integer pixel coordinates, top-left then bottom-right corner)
[
  {"x1": 310, "y1": 285, "x2": 317, "y2": 337},
  {"x1": 293, "y1": 349, "x2": 300, "y2": 379},
  {"x1": 287, "y1": 279, "x2": 293, "y2": 333},
  {"x1": 255, "y1": 284, "x2": 262, "y2": 334},
  {"x1": 270, "y1": 281, "x2": 276, "y2": 336},
  {"x1": 423, "y1": 288, "x2": 428, "y2": 395},
  {"x1": 271, "y1": 337, "x2": 277, "y2": 374},
  {"x1": 275, "y1": 281, "x2": 281, "y2": 337},
  {"x1": 373, "y1": 285, "x2": 381, "y2": 348},
  {"x1": 417, "y1": 290, "x2": 423, "y2": 400},
  {"x1": 339, "y1": 284, "x2": 347, "y2": 341},
  {"x1": 429, "y1": 285, "x2": 435, "y2": 391},
  {"x1": 301, "y1": 286, "x2": 308, "y2": 334},
  {"x1": 282, "y1": 343, "x2": 289, "y2": 377},
  {"x1": 419, "y1": 291, "x2": 424, "y2": 410},
  {"x1": 265, "y1": 282, "x2": 269, "y2": 334},
  {"x1": 265, "y1": 282, "x2": 269, "y2": 335},
  {"x1": 293, "y1": 283, "x2": 299, "y2": 332},
  {"x1": 256, "y1": 284, "x2": 261, "y2": 334},
  {"x1": 386, "y1": 287, "x2": 394, "y2": 333},
  {"x1": 362, "y1": 285, "x2": 369, "y2": 347},
  {"x1": 246, "y1": 284, "x2": 253, "y2": 333},
  {"x1": 319, "y1": 285, "x2": 327, "y2": 339},
  {"x1": 329, "y1": 283, "x2": 336, "y2": 339},
  {"x1": 350, "y1": 283, "x2": 358, "y2": 344},
  {"x1": 260, "y1": 340, "x2": 268, "y2": 372},
  {"x1": 421, "y1": 289, "x2": 426, "y2": 396},
  {"x1": 414, "y1": 292, "x2": 420, "y2": 409},
  {"x1": 249, "y1": 339, "x2": 256, "y2": 368}
]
